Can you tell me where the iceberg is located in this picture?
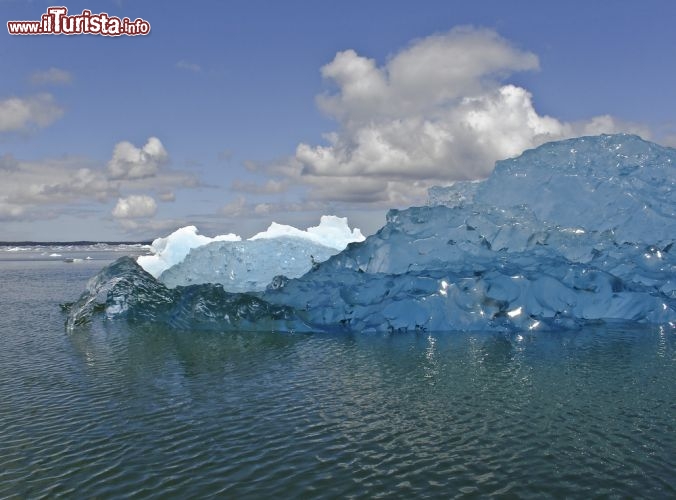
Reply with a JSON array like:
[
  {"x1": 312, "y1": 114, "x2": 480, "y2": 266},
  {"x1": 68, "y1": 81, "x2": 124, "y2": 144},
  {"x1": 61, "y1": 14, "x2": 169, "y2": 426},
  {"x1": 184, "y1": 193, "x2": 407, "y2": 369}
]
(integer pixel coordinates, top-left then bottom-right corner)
[
  {"x1": 140, "y1": 215, "x2": 365, "y2": 291},
  {"x1": 160, "y1": 237, "x2": 343, "y2": 292},
  {"x1": 137, "y1": 225, "x2": 240, "y2": 278},
  {"x1": 66, "y1": 134, "x2": 676, "y2": 333}
]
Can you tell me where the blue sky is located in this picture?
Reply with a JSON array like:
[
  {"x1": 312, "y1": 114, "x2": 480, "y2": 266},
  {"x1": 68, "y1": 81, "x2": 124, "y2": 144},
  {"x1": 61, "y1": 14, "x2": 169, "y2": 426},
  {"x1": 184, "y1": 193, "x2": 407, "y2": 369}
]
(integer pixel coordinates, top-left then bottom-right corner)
[{"x1": 1, "y1": 0, "x2": 675, "y2": 241}]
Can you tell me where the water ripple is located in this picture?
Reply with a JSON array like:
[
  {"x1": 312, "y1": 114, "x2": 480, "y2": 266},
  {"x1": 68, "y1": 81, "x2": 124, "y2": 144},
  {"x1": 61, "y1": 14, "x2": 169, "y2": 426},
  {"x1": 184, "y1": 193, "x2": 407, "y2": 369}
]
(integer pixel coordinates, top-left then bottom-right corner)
[{"x1": 1, "y1": 267, "x2": 675, "y2": 499}]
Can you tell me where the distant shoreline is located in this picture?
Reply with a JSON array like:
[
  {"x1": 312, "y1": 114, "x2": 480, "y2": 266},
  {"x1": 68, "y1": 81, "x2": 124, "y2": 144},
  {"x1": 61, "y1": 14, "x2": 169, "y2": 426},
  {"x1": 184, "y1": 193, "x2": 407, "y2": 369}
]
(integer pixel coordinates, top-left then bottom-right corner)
[{"x1": 0, "y1": 241, "x2": 152, "y2": 246}]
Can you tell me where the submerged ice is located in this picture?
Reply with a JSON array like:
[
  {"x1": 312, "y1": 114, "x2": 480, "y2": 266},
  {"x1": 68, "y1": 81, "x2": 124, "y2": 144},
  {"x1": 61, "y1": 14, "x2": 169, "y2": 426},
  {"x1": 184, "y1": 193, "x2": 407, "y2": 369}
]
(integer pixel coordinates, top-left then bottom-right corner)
[{"x1": 67, "y1": 134, "x2": 676, "y2": 333}]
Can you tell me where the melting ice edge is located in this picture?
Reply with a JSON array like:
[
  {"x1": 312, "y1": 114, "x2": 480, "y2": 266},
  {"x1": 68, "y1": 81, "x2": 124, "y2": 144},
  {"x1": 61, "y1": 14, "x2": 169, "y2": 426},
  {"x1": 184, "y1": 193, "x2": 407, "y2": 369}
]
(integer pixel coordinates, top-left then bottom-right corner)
[{"x1": 66, "y1": 134, "x2": 676, "y2": 333}]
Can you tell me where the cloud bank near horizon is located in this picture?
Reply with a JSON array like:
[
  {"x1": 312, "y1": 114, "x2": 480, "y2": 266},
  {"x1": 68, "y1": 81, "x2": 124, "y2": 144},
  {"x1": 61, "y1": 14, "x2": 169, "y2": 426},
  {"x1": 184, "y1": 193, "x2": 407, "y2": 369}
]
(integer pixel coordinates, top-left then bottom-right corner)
[
  {"x1": 1, "y1": 27, "x2": 657, "y2": 238},
  {"x1": 0, "y1": 137, "x2": 196, "y2": 231}
]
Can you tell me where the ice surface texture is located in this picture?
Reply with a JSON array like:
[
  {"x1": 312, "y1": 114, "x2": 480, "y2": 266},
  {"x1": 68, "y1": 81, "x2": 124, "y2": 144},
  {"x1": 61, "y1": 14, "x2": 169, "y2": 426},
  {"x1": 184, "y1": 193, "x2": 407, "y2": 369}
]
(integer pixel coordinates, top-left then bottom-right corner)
[
  {"x1": 67, "y1": 134, "x2": 676, "y2": 333},
  {"x1": 137, "y1": 215, "x2": 364, "y2": 281},
  {"x1": 159, "y1": 237, "x2": 340, "y2": 292},
  {"x1": 137, "y1": 226, "x2": 240, "y2": 278}
]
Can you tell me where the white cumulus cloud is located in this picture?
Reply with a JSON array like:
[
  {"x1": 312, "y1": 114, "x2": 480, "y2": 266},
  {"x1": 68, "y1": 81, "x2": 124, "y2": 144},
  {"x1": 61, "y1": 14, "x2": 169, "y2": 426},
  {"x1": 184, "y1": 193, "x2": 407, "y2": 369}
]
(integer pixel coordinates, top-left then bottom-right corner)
[
  {"x1": 112, "y1": 195, "x2": 158, "y2": 218},
  {"x1": 0, "y1": 93, "x2": 64, "y2": 132},
  {"x1": 107, "y1": 137, "x2": 169, "y2": 179},
  {"x1": 317, "y1": 27, "x2": 539, "y2": 124},
  {"x1": 284, "y1": 27, "x2": 649, "y2": 207}
]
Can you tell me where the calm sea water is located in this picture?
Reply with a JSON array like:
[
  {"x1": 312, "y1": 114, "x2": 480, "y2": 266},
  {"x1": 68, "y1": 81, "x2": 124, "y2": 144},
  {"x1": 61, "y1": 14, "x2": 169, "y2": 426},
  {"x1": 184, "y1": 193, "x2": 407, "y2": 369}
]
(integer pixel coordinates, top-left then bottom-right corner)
[{"x1": 1, "y1": 247, "x2": 674, "y2": 498}]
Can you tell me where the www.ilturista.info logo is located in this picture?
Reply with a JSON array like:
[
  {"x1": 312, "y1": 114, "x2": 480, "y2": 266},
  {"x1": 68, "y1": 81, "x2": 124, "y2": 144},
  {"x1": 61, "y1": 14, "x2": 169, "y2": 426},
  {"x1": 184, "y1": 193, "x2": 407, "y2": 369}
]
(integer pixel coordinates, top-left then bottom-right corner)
[{"x1": 7, "y1": 6, "x2": 150, "y2": 36}]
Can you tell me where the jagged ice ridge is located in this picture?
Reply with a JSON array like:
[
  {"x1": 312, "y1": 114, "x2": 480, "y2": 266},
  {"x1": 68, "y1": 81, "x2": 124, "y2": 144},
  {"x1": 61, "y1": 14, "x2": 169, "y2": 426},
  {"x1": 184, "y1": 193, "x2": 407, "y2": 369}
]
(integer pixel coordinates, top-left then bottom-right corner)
[
  {"x1": 137, "y1": 215, "x2": 364, "y2": 284},
  {"x1": 66, "y1": 134, "x2": 676, "y2": 333}
]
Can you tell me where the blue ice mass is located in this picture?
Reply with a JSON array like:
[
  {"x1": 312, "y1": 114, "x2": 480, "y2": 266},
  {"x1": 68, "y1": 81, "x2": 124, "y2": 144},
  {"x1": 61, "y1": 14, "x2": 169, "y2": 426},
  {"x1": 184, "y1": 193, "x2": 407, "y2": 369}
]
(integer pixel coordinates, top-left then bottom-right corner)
[{"x1": 66, "y1": 134, "x2": 676, "y2": 333}]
